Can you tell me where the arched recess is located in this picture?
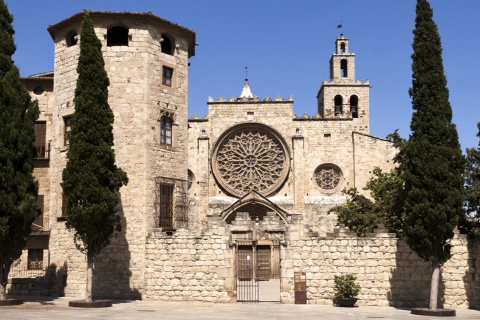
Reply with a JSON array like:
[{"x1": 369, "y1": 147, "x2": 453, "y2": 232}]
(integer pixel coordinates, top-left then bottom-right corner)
[
  {"x1": 334, "y1": 95, "x2": 343, "y2": 116},
  {"x1": 221, "y1": 191, "x2": 289, "y2": 224},
  {"x1": 107, "y1": 26, "x2": 129, "y2": 46},
  {"x1": 350, "y1": 95, "x2": 359, "y2": 118},
  {"x1": 340, "y1": 59, "x2": 348, "y2": 77},
  {"x1": 160, "y1": 34, "x2": 174, "y2": 55}
]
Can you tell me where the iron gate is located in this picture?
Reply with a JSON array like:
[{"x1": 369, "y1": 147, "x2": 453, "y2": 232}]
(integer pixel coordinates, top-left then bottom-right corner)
[{"x1": 236, "y1": 244, "x2": 259, "y2": 303}]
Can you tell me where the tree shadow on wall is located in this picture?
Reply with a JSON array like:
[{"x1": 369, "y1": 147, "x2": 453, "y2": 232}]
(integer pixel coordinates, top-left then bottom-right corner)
[
  {"x1": 92, "y1": 195, "x2": 141, "y2": 300},
  {"x1": 387, "y1": 239, "x2": 445, "y2": 309},
  {"x1": 46, "y1": 261, "x2": 68, "y2": 298},
  {"x1": 463, "y1": 237, "x2": 480, "y2": 310}
]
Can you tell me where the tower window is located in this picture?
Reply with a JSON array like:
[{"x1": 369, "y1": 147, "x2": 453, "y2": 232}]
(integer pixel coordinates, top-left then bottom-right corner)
[
  {"x1": 162, "y1": 66, "x2": 173, "y2": 87},
  {"x1": 160, "y1": 116, "x2": 173, "y2": 145},
  {"x1": 66, "y1": 30, "x2": 78, "y2": 47},
  {"x1": 334, "y1": 95, "x2": 343, "y2": 116},
  {"x1": 340, "y1": 59, "x2": 348, "y2": 77},
  {"x1": 107, "y1": 26, "x2": 129, "y2": 46},
  {"x1": 160, "y1": 34, "x2": 173, "y2": 55},
  {"x1": 63, "y1": 116, "x2": 73, "y2": 146},
  {"x1": 34, "y1": 121, "x2": 47, "y2": 158},
  {"x1": 350, "y1": 95, "x2": 359, "y2": 118},
  {"x1": 340, "y1": 42, "x2": 345, "y2": 54}
]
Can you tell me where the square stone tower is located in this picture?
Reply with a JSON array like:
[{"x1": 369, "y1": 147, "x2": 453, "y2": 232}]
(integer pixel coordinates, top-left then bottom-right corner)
[{"x1": 317, "y1": 34, "x2": 370, "y2": 133}]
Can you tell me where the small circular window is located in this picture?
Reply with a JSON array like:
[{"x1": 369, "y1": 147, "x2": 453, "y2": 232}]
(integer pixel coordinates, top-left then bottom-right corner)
[
  {"x1": 314, "y1": 164, "x2": 342, "y2": 192},
  {"x1": 33, "y1": 87, "x2": 44, "y2": 95}
]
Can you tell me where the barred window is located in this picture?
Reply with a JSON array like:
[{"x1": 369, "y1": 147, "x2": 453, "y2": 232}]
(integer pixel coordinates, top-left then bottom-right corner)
[
  {"x1": 159, "y1": 184, "x2": 174, "y2": 230},
  {"x1": 28, "y1": 249, "x2": 43, "y2": 270}
]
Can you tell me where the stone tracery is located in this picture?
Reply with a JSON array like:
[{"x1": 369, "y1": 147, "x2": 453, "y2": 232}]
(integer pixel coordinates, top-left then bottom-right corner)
[
  {"x1": 314, "y1": 164, "x2": 342, "y2": 190},
  {"x1": 213, "y1": 125, "x2": 289, "y2": 197}
]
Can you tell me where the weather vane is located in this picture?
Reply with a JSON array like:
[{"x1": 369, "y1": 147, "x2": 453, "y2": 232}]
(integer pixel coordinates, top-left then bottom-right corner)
[{"x1": 245, "y1": 66, "x2": 248, "y2": 81}]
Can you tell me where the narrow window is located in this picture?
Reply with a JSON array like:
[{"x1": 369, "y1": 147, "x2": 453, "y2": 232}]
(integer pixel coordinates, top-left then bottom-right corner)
[
  {"x1": 160, "y1": 116, "x2": 172, "y2": 145},
  {"x1": 160, "y1": 34, "x2": 173, "y2": 55},
  {"x1": 64, "y1": 116, "x2": 73, "y2": 146},
  {"x1": 334, "y1": 95, "x2": 343, "y2": 116},
  {"x1": 107, "y1": 26, "x2": 129, "y2": 46},
  {"x1": 28, "y1": 249, "x2": 43, "y2": 270},
  {"x1": 350, "y1": 95, "x2": 359, "y2": 118},
  {"x1": 162, "y1": 66, "x2": 173, "y2": 86},
  {"x1": 61, "y1": 193, "x2": 68, "y2": 217},
  {"x1": 340, "y1": 59, "x2": 348, "y2": 77},
  {"x1": 340, "y1": 42, "x2": 345, "y2": 54},
  {"x1": 159, "y1": 184, "x2": 174, "y2": 230},
  {"x1": 32, "y1": 195, "x2": 44, "y2": 231},
  {"x1": 66, "y1": 30, "x2": 78, "y2": 47},
  {"x1": 34, "y1": 121, "x2": 47, "y2": 158}
]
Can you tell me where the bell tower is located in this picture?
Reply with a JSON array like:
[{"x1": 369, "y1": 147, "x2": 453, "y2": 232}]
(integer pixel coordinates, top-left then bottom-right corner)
[{"x1": 317, "y1": 34, "x2": 370, "y2": 133}]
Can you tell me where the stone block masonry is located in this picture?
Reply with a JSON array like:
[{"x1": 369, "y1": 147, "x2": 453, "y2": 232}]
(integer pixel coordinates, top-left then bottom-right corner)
[{"x1": 142, "y1": 227, "x2": 480, "y2": 308}]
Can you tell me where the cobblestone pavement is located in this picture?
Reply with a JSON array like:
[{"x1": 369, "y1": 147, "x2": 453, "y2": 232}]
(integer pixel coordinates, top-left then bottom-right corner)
[{"x1": 0, "y1": 298, "x2": 479, "y2": 320}]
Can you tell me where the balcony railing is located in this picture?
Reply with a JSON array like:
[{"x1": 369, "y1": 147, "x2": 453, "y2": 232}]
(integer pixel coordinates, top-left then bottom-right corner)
[
  {"x1": 8, "y1": 264, "x2": 48, "y2": 278},
  {"x1": 34, "y1": 142, "x2": 50, "y2": 160}
]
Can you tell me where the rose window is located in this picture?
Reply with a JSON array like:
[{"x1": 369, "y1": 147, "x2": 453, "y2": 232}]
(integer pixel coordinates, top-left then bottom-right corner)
[
  {"x1": 212, "y1": 124, "x2": 290, "y2": 197},
  {"x1": 314, "y1": 164, "x2": 342, "y2": 191}
]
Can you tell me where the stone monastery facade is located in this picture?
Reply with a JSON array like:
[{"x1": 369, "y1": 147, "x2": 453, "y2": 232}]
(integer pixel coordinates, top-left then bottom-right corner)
[{"x1": 11, "y1": 11, "x2": 479, "y2": 308}]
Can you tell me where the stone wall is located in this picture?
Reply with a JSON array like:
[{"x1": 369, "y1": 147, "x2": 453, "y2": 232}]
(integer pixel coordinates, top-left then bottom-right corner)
[
  {"x1": 140, "y1": 226, "x2": 479, "y2": 308},
  {"x1": 285, "y1": 227, "x2": 480, "y2": 309},
  {"x1": 143, "y1": 229, "x2": 234, "y2": 303}
]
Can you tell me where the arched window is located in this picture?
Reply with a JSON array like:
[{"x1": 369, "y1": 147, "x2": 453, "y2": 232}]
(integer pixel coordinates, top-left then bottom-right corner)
[
  {"x1": 340, "y1": 42, "x2": 345, "y2": 54},
  {"x1": 160, "y1": 116, "x2": 172, "y2": 145},
  {"x1": 107, "y1": 26, "x2": 129, "y2": 46},
  {"x1": 350, "y1": 95, "x2": 359, "y2": 118},
  {"x1": 334, "y1": 95, "x2": 343, "y2": 116},
  {"x1": 160, "y1": 34, "x2": 173, "y2": 55},
  {"x1": 66, "y1": 30, "x2": 78, "y2": 47},
  {"x1": 340, "y1": 59, "x2": 348, "y2": 77}
]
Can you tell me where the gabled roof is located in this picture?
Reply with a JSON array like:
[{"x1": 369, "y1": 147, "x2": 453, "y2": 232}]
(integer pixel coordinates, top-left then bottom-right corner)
[{"x1": 220, "y1": 190, "x2": 289, "y2": 224}]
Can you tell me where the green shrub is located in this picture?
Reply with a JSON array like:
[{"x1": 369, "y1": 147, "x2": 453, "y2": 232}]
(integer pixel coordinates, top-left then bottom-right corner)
[{"x1": 333, "y1": 274, "x2": 360, "y2": 299}]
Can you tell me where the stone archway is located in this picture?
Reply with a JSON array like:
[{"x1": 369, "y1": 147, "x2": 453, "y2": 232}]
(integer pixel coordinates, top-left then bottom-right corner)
[{"x1": 220, "y1": 193, "x2": 287, "y2": 303}]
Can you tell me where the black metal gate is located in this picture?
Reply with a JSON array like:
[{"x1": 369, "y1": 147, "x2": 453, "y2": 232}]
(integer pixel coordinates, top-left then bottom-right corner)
[{"x1": 236, "y1": 244, "x2": 259, "y2": 303}]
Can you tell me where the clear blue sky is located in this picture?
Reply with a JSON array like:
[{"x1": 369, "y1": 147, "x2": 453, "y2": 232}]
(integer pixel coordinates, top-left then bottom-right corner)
[{"x1": 5, "y1": 0, "x2": 479, "y2": 152}]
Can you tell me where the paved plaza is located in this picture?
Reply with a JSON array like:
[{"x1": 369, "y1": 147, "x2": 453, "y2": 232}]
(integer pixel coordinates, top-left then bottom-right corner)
[{"x1": 0, "y1": 297, "x2": 479, "y2": 320}]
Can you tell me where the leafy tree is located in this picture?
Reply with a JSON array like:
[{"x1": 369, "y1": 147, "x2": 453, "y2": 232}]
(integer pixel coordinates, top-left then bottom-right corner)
[
  {"x1": 330, "y1": 167, "x2": 404, "y2": 237},
  {"x1": 330, "y1": 188, "x2": 379, "y2": 237},
  {"x1": 0, "y1": 0, "x2": 39, "y2": 300},
  {"x1": 401, "y1": 0, "x2": 465, "y2": 310},
  {"x1": 463, "y1": 122, "x2": 480, "y2": 236},
  {"x1": 62, "y1": 12, "x2": 128, "y2": 302}
]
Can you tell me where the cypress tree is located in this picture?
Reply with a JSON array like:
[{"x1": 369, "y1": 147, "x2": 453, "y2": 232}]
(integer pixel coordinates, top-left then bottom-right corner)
[
  {"x1": 0, "y1": 0, "x2": 39, "y2": 299},
  {"x1": 62, "y1": 12, "x2": 128, "y2": 302},
  {"x1": 464, "y1": 123, "x2": 480, "y2": 236},
  {"x1": 402, "y1": 0, "x2": 464, "y2": 310}
]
